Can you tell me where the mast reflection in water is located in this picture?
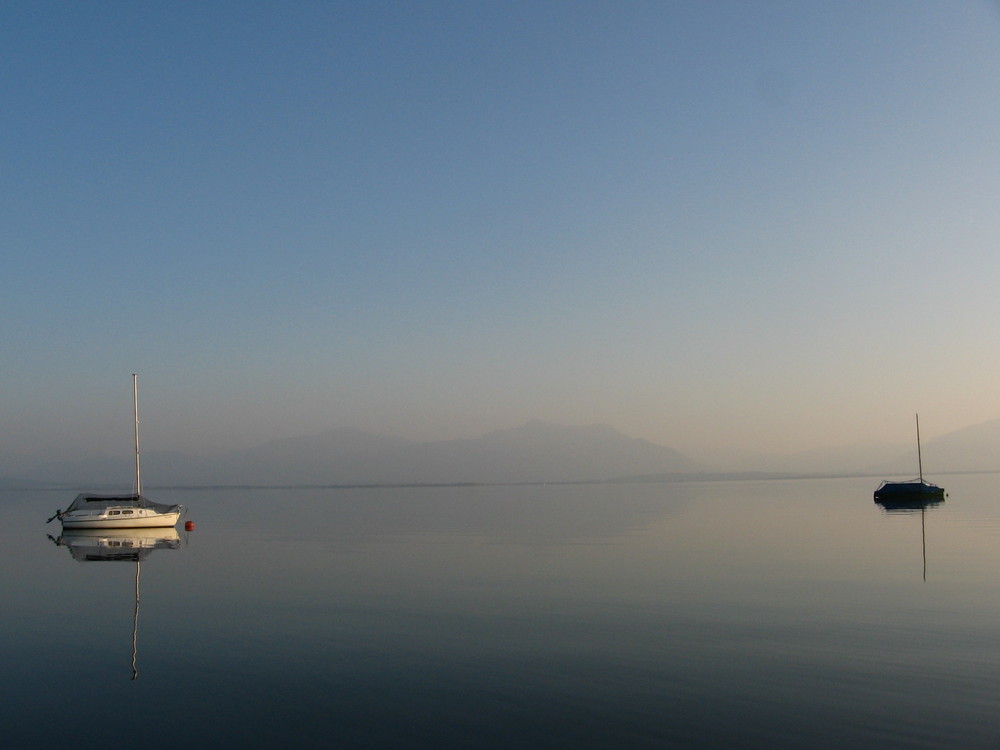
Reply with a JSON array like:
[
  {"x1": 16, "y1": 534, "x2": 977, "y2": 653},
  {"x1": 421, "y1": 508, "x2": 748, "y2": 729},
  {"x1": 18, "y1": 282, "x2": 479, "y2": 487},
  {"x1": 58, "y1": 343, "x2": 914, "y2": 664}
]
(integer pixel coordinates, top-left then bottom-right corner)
[
  {"x1": 47, "y1": 528, "x2": 182, "y2": 679},
  {"x1": 874, "y1": 495, "x2": 944, "y2": 582}
]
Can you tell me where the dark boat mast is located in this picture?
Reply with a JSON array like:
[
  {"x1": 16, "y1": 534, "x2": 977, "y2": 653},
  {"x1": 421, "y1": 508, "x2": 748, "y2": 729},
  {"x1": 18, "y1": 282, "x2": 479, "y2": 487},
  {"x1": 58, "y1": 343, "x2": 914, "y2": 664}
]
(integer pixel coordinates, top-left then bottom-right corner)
[{"x1": 916, "y1": 413, "x2": 924, "y2": 484}]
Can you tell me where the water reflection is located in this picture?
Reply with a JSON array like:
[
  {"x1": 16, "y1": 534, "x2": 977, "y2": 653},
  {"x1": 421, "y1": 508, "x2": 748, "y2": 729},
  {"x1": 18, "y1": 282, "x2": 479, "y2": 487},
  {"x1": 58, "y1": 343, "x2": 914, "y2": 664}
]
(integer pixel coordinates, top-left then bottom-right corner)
[
  {"x1": 48, "y1": 527, "x2": 181, "y2": 561},
  {"x1": 46, "y1": 528, "x2": 182, "y2": 679},
  {"x1": 8, "y1": 479, "x2": 1000, "y2": 748},
  {"x1": 874, "y1": 497, "x2": 945, "y2": 513},
  {"x1": 875, "y1": 497, "x2": 943, "y2": 581}
]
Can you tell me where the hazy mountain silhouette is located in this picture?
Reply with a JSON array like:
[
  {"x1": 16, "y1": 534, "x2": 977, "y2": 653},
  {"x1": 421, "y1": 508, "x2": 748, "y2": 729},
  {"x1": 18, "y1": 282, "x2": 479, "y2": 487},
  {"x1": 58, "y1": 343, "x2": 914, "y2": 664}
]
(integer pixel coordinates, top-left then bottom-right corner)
[
  {"x1": 20, "y1": 453, "x2": 136, "y2": 490},
  {"x1": 688, "y1": 441, "x2": 912, "y2": 476},
  {"x1": 17, "y1": 421, "x2": 696, "y2": 487},
  {"x1": 918, "y1": 418, "x2": 1000, "y2": 474},
  {"x1": 200, "y1": 420, "x2": 697, "y2": 485},
  {"x1": 11, "y1": 417, "x2": 1000, "y2": 488},
  {"x1": 208, "y1": 426, "x2": 413, "y2": 485},
  {"x1": 406, "y1": 420, "x2": 697, "y2": 484},
  {"x1": 820, "y1": 419, "x2": 1000, "y2": 477},
  {"x1": 688, "y1": 417, "x2": 1000, "y2": 477}
]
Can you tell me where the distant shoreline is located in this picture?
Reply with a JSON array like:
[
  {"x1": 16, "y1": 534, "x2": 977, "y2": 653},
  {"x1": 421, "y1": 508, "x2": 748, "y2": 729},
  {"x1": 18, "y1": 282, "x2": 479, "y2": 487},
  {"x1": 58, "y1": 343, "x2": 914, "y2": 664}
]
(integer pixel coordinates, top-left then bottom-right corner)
[{"x1": 6, "y1": 468, "x2": 998, "y2": 493}]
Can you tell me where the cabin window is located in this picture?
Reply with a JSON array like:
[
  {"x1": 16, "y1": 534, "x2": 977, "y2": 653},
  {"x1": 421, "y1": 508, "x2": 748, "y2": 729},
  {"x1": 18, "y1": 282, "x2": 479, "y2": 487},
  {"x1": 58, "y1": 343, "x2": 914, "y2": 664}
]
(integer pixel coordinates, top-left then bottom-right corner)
[
  {"x1": 109, "y1": 510, "x2": 120, "y2": 515},
  {"x1": 121, "y1": 510, "x2": 134, "y2": 515}
]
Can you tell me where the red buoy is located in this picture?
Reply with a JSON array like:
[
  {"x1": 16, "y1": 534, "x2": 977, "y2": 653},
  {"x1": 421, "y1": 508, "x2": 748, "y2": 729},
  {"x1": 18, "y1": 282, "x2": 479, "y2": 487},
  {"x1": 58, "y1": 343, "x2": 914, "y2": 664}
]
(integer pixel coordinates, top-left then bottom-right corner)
[{"x1": 184, "y1": 521, "x2": 195, "y2": 532}]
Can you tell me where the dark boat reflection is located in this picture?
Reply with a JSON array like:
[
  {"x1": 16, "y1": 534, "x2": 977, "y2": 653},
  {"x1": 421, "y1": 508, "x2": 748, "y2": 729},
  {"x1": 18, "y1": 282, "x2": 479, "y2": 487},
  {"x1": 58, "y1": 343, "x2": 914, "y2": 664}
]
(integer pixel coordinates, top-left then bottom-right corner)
[
  {"x1": 875, "y1": 496, "x2": 943, "y2": 580},
  {"x1": 874, "y1": 496, "x2": 945, "y2": 514},
  {"x1": 46, "y1": 528, "x2": 181, "y2": 679}
]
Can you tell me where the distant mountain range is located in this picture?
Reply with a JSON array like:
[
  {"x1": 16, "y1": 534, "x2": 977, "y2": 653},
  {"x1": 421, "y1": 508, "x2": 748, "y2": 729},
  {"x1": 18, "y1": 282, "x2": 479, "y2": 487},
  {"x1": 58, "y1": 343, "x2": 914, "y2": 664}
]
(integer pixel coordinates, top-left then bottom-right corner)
[
  {"x1": 7, "y1": 418, "x2": 1000, "y2": 489},
  {"x1": 8, "y1": 420, "x2": 695, "y2": 488},
  {"x1": 688, "y1": 418, "x2": 1000, "y2": 477}
]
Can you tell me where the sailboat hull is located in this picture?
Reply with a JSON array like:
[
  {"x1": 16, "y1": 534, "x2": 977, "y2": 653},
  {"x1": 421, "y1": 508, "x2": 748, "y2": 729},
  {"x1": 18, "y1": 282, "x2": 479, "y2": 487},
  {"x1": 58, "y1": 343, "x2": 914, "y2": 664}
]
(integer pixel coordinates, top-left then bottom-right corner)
[
  {"x1": 60, "y1": 511, "x2": 181, "y2": 529},
  {"x1": 873, "y1": 480, "x2": 946, "y2": 503},
  {"x1": 58, "y1": 494, "x2": 181, "y2": 529}
]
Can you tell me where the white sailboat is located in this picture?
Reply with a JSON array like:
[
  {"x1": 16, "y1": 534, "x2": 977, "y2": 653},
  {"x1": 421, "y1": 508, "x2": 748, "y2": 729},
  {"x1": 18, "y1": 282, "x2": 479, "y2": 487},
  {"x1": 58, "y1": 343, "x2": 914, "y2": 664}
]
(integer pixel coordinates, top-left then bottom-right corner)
[{"x1": 48, "y1": 374, "x2": 182, "y2": 529}]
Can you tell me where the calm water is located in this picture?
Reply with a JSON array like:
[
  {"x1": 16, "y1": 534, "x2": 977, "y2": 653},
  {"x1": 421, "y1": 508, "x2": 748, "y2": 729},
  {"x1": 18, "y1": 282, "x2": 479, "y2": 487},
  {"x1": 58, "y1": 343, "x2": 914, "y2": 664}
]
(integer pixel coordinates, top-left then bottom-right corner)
[{"x1": 5, "y1": 474, "x2": 1000, "y2": 748}]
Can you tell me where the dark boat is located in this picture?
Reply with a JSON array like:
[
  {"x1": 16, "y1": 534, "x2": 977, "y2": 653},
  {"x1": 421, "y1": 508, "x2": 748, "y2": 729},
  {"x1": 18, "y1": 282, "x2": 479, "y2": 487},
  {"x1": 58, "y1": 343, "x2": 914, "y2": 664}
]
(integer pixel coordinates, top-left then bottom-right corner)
[
  {"x1": 873, "y1": 478, "x2": 946, "y2": 505},
  {"x1": 874, "y1": 414, "x2": 946, "y2": 504}
]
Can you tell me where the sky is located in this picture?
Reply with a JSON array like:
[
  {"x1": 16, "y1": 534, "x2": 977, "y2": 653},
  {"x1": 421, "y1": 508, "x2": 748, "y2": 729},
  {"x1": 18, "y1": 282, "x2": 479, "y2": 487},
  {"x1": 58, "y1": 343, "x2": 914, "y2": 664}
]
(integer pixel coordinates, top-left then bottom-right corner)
[{"x1": 4, "y1": 1, "x2": 1000, "y2": 471}]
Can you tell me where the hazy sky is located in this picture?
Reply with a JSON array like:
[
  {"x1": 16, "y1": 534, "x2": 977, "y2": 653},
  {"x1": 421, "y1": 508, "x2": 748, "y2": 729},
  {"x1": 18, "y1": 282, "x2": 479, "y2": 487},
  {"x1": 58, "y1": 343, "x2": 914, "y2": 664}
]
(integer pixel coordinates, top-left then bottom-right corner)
[{"x1": 4, "y1": 1, "x2": 1000, "y2": 469}]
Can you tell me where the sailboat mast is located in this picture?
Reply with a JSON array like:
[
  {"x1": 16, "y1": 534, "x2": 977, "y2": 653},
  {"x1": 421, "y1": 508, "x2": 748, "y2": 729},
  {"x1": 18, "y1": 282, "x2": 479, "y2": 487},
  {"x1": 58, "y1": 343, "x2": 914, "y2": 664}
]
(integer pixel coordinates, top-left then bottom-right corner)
[
  {"x1": 916, "y1": 412, "x2": 924, "y2": 484},
  {"x1": 133, "y1": 374, "x2": 141, "y2": 496}
]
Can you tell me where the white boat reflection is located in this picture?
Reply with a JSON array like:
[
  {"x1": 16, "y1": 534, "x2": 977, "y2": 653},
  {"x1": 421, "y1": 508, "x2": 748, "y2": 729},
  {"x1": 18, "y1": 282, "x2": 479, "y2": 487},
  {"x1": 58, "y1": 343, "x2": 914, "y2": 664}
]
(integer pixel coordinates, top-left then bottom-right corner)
[
  {"x1": 48, "y1": 528, "x2": 181, "y2": 562},
  {"x1": 47, "y1": 528, "x2": 181, "y2": 679}
]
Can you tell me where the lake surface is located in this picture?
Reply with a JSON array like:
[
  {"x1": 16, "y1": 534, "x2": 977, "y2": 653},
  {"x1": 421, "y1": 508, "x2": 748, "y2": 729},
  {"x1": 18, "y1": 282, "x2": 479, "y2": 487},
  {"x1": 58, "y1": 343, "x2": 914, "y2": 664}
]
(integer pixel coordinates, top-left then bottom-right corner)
[{"x1": 5, "y1": 474, "x2": 1000, "y2": 748}]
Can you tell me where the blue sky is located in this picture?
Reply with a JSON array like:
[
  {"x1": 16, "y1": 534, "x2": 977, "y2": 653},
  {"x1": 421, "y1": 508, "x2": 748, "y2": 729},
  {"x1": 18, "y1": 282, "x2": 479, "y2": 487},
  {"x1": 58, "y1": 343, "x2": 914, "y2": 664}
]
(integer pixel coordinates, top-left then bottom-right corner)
[{"x1": 4, "y1": 1, "x2": 1000, "y2": 469}]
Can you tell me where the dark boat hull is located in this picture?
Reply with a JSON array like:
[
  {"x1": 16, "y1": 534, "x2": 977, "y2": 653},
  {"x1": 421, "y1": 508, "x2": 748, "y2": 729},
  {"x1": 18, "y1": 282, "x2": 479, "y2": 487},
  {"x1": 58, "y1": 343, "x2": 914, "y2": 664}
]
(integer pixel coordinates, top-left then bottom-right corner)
[{"x1": 873, "y1": 480, "x2": 946, "y2": 506}]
